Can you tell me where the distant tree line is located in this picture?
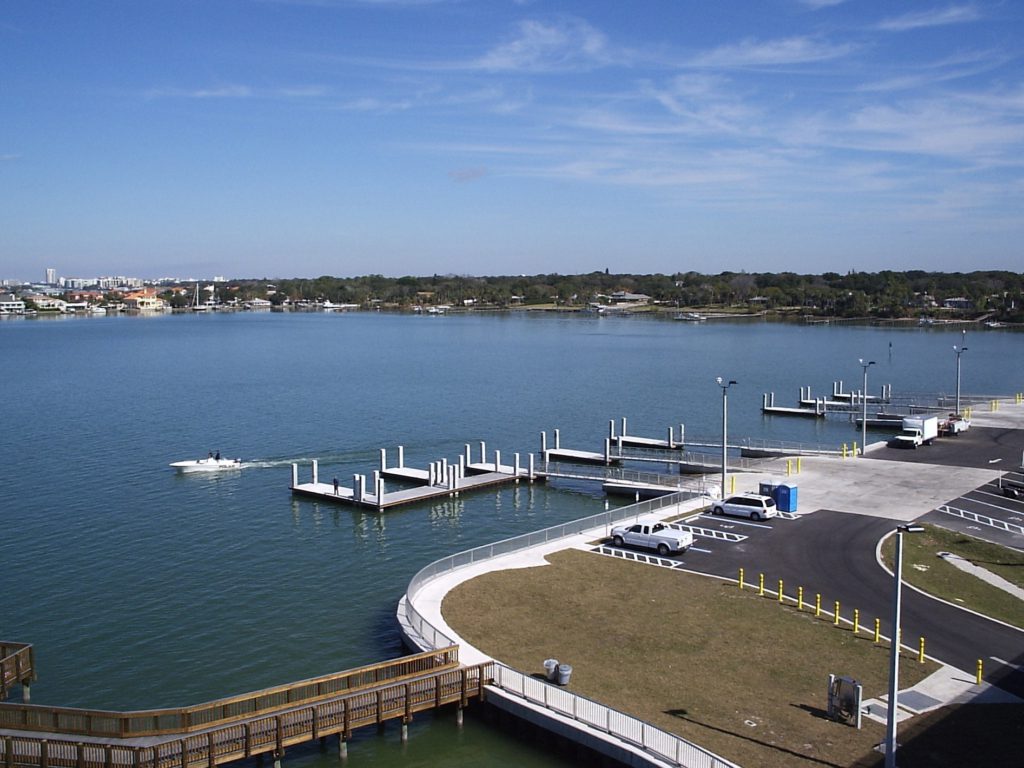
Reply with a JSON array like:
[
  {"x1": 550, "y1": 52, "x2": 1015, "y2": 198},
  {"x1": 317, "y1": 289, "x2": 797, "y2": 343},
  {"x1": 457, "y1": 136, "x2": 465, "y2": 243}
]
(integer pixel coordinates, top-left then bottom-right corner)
[{"x1": 150, "y1": 270, "x2": 1022, "y2": 321}]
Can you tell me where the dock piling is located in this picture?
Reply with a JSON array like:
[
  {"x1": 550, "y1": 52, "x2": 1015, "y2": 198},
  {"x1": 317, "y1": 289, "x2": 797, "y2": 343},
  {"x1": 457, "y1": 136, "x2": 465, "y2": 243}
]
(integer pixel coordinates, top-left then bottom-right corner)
[
  {"x1": 604, "y1": 438, "x2": 611, "y2": 465},
  {"x1": 380, "y1": 448, "x2": 387, "y2": 471},
  {"x1": 494, "y1": 449, "x2": 501, "y2": 472},
  {"x1": 528, "y1": 453, "x2": 535, "y2": 481},
  {"x1": 479, "y1": 441, "x2": 486, "y2": 464},
  {"x1": 621, "y1": 417, "x2": 627, "y2": 437},
  {"x1": 554, "y1": 429, "x2": 560, "y2": 450},
  {"x1": 398, "y1": 445, "x2": 404, "y2": 468},
  {"x1": 291, "y1": 464, "x2": 298, "y2": 489},
  {"x1": 540, "y1": 431, "x2": 547, "y2": 454},
  {"x1": 312, "y1": 460, "x2": 318, "y2": 485},
  {"x1": 609, "y1": 419, "x2": 616, "y2": 440}
]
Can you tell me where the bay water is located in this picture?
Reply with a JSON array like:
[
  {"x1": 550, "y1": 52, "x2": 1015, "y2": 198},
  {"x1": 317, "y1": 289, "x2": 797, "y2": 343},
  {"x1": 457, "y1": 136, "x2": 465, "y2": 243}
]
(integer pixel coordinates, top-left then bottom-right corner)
[{"x1": 1, "y1": 311, "x2": 1020, "y2": 765}]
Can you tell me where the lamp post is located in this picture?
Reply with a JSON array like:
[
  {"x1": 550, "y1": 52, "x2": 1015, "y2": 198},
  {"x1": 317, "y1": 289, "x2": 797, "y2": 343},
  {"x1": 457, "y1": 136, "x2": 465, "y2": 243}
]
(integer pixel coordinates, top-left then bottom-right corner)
[
  {"x1": 859, "y1": 359, "x2": 875, "y2": 457},
  {"x1": 884, "y1": 523, "x2": 924, "y2": 768},
  {"x1": 716, "y1": 377, "x2": 736, "y2": 498},
  {"x1": 954, "y1": 345, "x2": 968, "y2": 415}
]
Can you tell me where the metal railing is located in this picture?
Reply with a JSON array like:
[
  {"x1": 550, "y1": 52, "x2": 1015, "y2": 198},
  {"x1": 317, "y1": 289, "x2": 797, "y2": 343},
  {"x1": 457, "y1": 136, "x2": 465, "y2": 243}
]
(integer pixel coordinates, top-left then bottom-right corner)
[
  {"x1": 402, "y1": 493, "x2": 740, "y2": 768},
  {"x1": 937, "y1": 505, "x2": 1024, "y2": 536},
  {"x1": 491, "y1": 665, "x2": 737, "y2": 768},
  {"x1": 538, "y1": 462, "x2": 712, "y2": 495}
]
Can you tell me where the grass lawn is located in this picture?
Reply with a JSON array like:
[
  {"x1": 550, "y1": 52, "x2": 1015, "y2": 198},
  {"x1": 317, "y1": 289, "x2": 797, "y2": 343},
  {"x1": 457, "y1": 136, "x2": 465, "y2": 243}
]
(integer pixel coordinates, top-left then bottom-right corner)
[
  {"x1": 444, "y1": 549, "x2": 946, "y2": 768},
  {"x1": 881, "y1": 524, "x2": 1024, "y2": 629}
]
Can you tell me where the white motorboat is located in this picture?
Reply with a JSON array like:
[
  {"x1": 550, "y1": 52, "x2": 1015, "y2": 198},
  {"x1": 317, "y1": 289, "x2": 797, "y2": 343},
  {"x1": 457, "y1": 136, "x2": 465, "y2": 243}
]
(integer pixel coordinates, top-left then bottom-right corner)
[{"x1": 170, "y1": 456, "x2": 243, "y2": 472}]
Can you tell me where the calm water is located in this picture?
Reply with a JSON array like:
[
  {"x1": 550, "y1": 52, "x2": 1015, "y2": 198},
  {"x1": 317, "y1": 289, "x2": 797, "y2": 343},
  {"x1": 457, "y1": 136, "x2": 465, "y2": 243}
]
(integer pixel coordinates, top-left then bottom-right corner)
[{"x1": 2, "y1": 311, "x2": 1020, "y2": 764}]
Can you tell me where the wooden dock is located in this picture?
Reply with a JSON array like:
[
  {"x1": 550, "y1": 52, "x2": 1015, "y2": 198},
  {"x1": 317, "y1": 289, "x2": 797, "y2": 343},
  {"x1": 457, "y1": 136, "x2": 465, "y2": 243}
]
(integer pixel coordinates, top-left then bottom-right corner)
[
  {"x1": 0, "y1": 645, "x2": 491, "y2": 768},
  {"x1": 290, "y1": 443, "x2": 533, "y2": 510},
  {"x1": 0, "y1": 644, "x2": 33, "y2": 702}
]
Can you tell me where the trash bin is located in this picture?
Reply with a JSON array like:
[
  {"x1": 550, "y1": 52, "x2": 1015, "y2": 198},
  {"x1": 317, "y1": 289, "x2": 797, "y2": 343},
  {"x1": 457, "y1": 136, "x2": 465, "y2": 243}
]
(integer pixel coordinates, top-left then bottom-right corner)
[
  {"x1": 776, "y1": 483, "x2": 798, "y2": 513},
  {"x1": 557, "y1": 664, "x2": 573, "y2": 685},
  {"x1": 544, "y1": 658, "x2": 559, "y2": 682}
]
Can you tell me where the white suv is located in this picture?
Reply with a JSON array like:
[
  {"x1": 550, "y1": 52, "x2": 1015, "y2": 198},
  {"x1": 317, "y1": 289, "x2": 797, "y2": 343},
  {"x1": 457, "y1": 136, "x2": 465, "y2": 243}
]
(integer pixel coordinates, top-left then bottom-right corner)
[{"x1": 711, "y1": 493, "x2": 777, "y2": 521}]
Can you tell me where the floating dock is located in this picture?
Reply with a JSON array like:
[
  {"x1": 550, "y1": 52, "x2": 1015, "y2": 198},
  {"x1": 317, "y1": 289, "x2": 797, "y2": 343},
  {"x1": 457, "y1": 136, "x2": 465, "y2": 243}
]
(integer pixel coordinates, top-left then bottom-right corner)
[
  {"x1": 291, "y1": 442, "x2": 532, "y2": 510},
  {"x1": 540, "y1": 429, "x2": 621, "y2": 466},
  {"x1": 608, "y1": 417, "x2": 683, "y2": 451}
]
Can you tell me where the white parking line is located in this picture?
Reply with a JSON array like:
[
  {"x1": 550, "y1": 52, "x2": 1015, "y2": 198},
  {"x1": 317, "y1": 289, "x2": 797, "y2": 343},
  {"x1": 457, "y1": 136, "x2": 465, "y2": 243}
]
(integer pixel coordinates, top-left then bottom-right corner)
[
  {"x1": 958, "y1": 494, "x2": 1023, "y2": 514},
  {"x1": 990, "y1": 657, "x2": 1023, "y2": 670},
  {"x1": 689, "y1": 546, "x2": 713, "y2": 554},
  {"x1": 698, "y1": 514, "x2": 774, "y2": 530}
]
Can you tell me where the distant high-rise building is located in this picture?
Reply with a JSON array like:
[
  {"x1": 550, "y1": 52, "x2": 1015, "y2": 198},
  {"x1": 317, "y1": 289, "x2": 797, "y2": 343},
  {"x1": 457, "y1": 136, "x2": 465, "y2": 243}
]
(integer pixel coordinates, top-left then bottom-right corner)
[{"x1": 45, "y1": 267, "x2": 57, "y2": 285}]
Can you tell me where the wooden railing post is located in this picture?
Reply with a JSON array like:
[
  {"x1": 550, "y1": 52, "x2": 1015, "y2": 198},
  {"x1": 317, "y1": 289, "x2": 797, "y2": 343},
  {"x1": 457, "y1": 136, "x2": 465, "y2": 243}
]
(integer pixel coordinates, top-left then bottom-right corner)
[
  {"x1": 311, "y1": 706, "x2": 319, "y2": 741},
  {"x1": 3, "y1": 736, "x2": 12, "y2": 768},
  {"x1": 342, "y1": 699, "x2": 351, "y2": 740},
  {"x1": 460, "y1": 669, "x2": 468, "y2": 708},
  {"x1": 243, "y1": 724, "x2": 252, "y2": 759},
  {"x1": 40, "y1": 740, "x2": 49, "y2": 768},
  {"x1": 275, "y1": 717, "x2": 284, "y2": 756},
  {"x1": 206, "y1": 732, "x2": 215, "y2": 768},
  {"x1": 104, "y1": 745, "x2": 113, "y2": 768},
  {"x1": 403, "y1": 685, "x2": 412, "y2": 724}
]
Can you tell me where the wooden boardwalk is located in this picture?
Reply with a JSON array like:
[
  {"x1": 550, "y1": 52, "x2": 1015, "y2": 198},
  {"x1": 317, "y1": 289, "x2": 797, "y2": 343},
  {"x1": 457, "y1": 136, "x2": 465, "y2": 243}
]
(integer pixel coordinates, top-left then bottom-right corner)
[
  {"x1": 0, "y1": 646, "x2": 492, "y2": 768},
  {"x1": 0, "y1": 645, "x2": 34, "y2": 702}
]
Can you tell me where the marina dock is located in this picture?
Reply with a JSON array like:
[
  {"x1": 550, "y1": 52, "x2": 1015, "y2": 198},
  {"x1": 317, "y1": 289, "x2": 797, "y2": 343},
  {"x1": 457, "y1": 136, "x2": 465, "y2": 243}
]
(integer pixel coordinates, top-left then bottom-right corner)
[{"x1": 290, "y1": 443, "x2": 533, "y2": 510}]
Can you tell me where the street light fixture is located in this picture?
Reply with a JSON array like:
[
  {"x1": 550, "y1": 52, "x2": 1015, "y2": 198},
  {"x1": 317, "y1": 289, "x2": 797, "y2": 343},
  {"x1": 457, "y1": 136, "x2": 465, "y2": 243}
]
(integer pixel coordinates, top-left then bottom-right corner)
[
  {"x1": 884, "y1": 523, "x2": 924, "y2": 768},
  {"x1": 954, "y1": 345, "x2": 968, "y2": 415},
  {"x1": 859, "y1": 359, "x2": 875, "y2": 457},
  {"x1": 716, "y1": 377, "x2": 737, "y2": 498}
]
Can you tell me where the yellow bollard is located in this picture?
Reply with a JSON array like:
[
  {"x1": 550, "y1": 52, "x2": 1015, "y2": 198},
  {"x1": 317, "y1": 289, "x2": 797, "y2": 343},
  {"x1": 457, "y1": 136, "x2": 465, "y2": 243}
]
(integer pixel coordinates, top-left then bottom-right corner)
[
  {"x1": 815, "y1": 593, "x2": 821, "y2": 618},
  {"x1": 778, "y1": 579, "x2": 784, "y2": 603},
  {"x1": 919, "y1": 636, "x2": 925, "y2": 663},
  {"x1": 853, "y1": 609, "x2": 860, "y2": 634},
  {"x1": 874, "y1": 618, "x2": 881, "y2": 644},
  {"x1": 730, "y1": 475, "x2": 735, "y2": 494},
  {"x1": 853, "y1": 440, "x2": 858, "y2": 457},
  {"x1": 797, "y1": 457, "x2": 802, "y2": 474},
  {"x1": 797, "y1": 586, "x2": 804, "y2": 611},
  {"x1": 976, "y1": 659, "x2": 983, "y2": 685},
  {"x1": 842, "y1": 443, "x2": 848, "y2": 459},
  {"x1": 786, "y1": 459, "x2": 792, "y2": 476},
  {"x1": 833, "y1": 600, "x2": 840, "y2": 626},
  {"x1": 738, "y1": 568, "x2": 745, "y2": 590},
  {"x1": 758, "y1": 573, "x2": 765, "y2": 596}
]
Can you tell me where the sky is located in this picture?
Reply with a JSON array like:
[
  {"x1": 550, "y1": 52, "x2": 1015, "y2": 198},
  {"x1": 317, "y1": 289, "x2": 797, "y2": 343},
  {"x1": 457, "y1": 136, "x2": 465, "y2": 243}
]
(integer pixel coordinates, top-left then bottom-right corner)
[{"x1": 2, "y1": 1, "x2": 1022, "y2": 281}]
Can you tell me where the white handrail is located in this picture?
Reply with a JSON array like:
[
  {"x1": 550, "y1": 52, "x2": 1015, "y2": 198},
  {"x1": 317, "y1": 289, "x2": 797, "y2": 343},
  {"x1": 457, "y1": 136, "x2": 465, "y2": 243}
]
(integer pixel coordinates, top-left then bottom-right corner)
[{"x1": 402, "y1": 495, "x2": 740, "y2": 768}]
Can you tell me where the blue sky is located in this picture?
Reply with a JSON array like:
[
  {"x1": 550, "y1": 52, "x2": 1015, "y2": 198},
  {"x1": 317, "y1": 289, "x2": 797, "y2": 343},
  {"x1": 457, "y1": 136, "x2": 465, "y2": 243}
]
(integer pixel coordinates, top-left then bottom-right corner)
[{"x1": 2, "y1": 1, "x2": 1022, "y2": 281}]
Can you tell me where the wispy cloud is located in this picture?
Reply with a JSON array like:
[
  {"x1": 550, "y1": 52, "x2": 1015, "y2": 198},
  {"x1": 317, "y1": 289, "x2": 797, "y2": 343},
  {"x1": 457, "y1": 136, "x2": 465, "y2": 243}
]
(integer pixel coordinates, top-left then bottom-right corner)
[
  {"x1": 689, "y1": 36, "x2": 856, "y2": 68},
  {"x1": 877, "y1": 5, "x2": 982, "y2": 32},
  {"x1": 144, "y1": 84, "x2": 325, "y2": 100},
  {"x1": 1, "y1": 153, "x2": 22, "y2": 161},
  {"x1": 448, "y1": 167, "x2": 487, "y2": 182},
  {"x1": 474, "y1": 18, "x2": 612, "y2": 72},
  {"x1": 798, "y1": 0, "x2": 848, "y2": 9}
]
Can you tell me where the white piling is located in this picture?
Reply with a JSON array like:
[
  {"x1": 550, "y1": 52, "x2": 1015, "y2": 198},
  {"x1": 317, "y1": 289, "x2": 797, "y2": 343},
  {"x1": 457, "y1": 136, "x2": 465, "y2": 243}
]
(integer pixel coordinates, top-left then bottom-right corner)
[
  {"x1": 311, "y1": 459, "x2": 318, "y2": 485},
  {"x1": 375, "y1": 472, "x2": 383, "y2": 507},
  {"x1": 464, "y1": 444, "x2": 471, "y2": 464},
  {"x1": 380, "y1": 448, "x2": 387, "y2": 471},
  {"x1": 398, "y1": 445, "x2": 405, "y2": 468},
  {"x1": 604, "y1": 438, "x2": 611, "y2": 464},
  {"x1": 339, "y1": 738, "x2": 347, "y2": 760},
  {"x1": 540, "y1": 431, "x2": 547, "y2": 453},
  {"x1": 680, "y1": 423, "x2": 685, "y2": 445},
  {"x1": 354, "y1": 474, "x2": 362, "y2": 502},
  {"x1": 514, "y1": 452, "x2": 521, "y2": 477},
  {"x1": 291, "y1": 463, "x2": 298, "y2": 489},
  {"x1": 528, "y1": 453, "x2": 535, "y2": 480},
  {"x1": 609, "y1": 419, "x2": 616, "y2": 439},
  {"x1": 494, "y1": 449, "x2": 501, "y2": 472},
  {"x1": 667, "y1": 426, "x2": 673, "y2": 447},
  {"x1": 554, "y1": 429, "x2": 560, "y2": 449},
  {"x1": 479, "y1": 440, "x2": 486, "y2": 464},
  {"x1": 459, "y1": 455, "x2": 466, "y2": 478},
  {"x1": 442, "y1": 458, "x2": 449, "y2": 482}
]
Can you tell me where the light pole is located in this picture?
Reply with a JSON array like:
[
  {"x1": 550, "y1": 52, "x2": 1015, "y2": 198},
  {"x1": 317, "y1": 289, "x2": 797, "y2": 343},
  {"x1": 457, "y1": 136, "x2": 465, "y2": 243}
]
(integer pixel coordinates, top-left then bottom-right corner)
[
  {"x1": 859, "y1": 359, "x2": 875, "y2": 457},
  {"x1": 716, "y1": 377, "x2": 736, "y2": 498},
  {"x1": 954, "y1": 345, "x2": 968, "y2": 415},
  {"x1": 884, "y1": 523, "x2": 924, "y2": 768}
]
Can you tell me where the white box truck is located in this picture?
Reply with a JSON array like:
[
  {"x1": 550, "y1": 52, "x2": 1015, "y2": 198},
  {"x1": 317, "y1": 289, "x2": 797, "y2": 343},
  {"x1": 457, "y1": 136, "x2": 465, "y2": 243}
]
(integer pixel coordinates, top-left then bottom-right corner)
[{"x1": 890, "y1": 416, "x2": 939, "y2": 448}]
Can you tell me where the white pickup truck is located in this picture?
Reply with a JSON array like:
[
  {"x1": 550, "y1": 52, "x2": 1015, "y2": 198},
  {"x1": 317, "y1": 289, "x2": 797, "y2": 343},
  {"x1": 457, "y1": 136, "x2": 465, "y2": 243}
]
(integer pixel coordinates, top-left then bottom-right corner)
[{"x1": 609, "y1": 520, "x2": 693, "y2": 556}]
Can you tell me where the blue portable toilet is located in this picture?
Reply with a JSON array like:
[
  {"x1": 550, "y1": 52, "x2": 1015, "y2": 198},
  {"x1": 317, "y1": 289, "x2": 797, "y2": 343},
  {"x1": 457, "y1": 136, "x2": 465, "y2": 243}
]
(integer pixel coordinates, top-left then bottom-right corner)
[
  {"x1": 776, "y1": 483, "x2": 798, "y2": 512},
  {"x1": 759, "y1": 480, "x2": 779, "y2": 499}
]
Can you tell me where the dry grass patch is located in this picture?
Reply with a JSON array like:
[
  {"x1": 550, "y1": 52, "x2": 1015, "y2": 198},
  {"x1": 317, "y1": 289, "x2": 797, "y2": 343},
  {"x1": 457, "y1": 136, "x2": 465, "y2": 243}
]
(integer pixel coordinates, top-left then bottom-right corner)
[{"x1": 444, "y1": 549, "x2": 940, "y2": 768}]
